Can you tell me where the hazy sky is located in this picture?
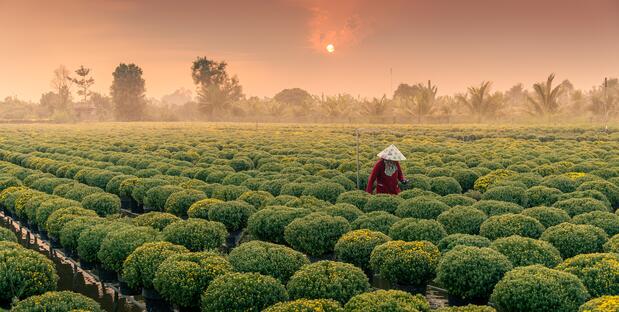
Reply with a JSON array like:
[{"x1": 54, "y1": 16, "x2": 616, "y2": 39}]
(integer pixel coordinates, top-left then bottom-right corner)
[{"x1": 1, "y1": 0, "x2": 618, "y2": 102}]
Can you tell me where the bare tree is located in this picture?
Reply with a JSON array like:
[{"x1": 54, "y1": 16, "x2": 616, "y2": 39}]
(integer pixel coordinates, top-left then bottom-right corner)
[
  {"x1": 589, "y1": 78, "x2": 618, "y2": 130},
  {"x1": 318, "y1": 94, "x2": 353, "y2": 121},
  {"x1": 50, "y1": 65, "x2": 73, "y2": 113},
  {"x1": 361, "y1": 95, "x2": 391, "y2": 123}
]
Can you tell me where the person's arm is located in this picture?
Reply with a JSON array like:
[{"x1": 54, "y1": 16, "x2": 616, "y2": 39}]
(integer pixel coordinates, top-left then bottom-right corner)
[
  {"x1": 396, "y1": 162, "x2": 407, "y2": 183},
  {"x1": 365, "y1": 160, "x2": 381, "y2": 193}
]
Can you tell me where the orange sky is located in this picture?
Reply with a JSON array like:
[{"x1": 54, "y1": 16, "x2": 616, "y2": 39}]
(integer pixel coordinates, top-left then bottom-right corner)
[{"x1": 1, "y1": 0, "x2": 618, "y2": 102}]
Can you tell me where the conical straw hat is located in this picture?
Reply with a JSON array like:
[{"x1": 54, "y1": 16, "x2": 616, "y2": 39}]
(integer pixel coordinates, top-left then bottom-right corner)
[{"x1": 377, "y1": 144, "x2": 406, "y2": 161}]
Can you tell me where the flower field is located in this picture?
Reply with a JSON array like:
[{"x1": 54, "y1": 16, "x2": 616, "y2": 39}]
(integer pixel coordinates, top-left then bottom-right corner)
[{"x1": 1, "y1": 122, "x2": 619, "y2": 312}]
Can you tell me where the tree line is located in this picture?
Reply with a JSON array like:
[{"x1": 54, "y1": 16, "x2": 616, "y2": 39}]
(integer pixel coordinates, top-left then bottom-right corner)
[{"x1": 1, "y1": 57, "x2": 617, "y2": 125}]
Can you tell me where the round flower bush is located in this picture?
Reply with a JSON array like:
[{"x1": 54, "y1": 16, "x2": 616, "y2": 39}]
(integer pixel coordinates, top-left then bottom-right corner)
[
  {"x1": 434, "y1": 305, "x2": 496, "y2": 312},
  {"x1": 164, "y1": 189, "x2": 207, "y2": 217},
  {"x1": 479, "y1": 213, "x2": 545, "y2": 240},
  {"x1": 605, "y1": 234, "x2": 619, "y2": 252},
  {"x1": 59, "y1": 217, "x2": 102, "y2": 252},
  {"x1": 436, "y1": 246, "x2": 513, "y2": 300},
  {"x1": 399, "y1": 188, "x2": 440, "y2": 200},
  {"x1": 337, "y1": 190, "x2": 371, "y2": 210},
  {"x1": 97, "y1": 226, "x2": 160, "y2": 272},
  {"x1": 11, "y1": 291, "x2": 103, "y2": 312},
  {"x1": 556, "y1": 253, "x2": 619, "y2": 297},
  {"x1": 571, "y1": 211, "x2": 619, "y2": 236},
  {"x1": 187, "y1": 198, "x2": 223, "y2": 219},
  {"x1": 395, "y1": 196, "x2": 450, "y2": 219},
  {"x1": 132, "y1": 211, "x2": 180, "y2": 231},
  {"x1": 437, "y1": 234, "x2": 491, "y2": 253},
  {"x1": 211, "y1": 184, "x2": 250, "y2": 201},
  {"x1": 122, "y1": 241, "x2": 189, "y2": 290},
  {"x1": 370, "y1": 240, "x2": 440, "y2": 286},
  {"x1": 284, "y1": 213, "x2": 351, "y2": 257},
  {"x1": 520, "y1": 206, "x2": 570, "y2": 228},
  {"x1": 334, "y1": 229, "x2": 390, "y2": 272},
  {"x1": 0, "y1": 247, "x2": 59, "y2": 301},
  {"x1": 552, "y1": 197, "x2": 610, "y2": 217},
  {"x1": 481, "y1": 186, "x2": 528, "y2": 206},
  {"x1": 490, "y1": 265, "x2": 589, "y2": 312},
  {"x1": 578, "y1": 296, "x2": 619, "y2": 312},
  {"x1": 0, "y1": 227, "x2": 17, "y2": 242},
  {"x1": 525, "y1": 186, "x2": 563, "y2": 207},
  {"x1": 430, "y1": 176, "x2": 463, "y2": 195},
  {"x1": 45, "y1": 207, "x2": 99, "y2": 240},
  {"x1": 154, "y1": 251, "x2": 232, "y2": 309},
  {"x1": 452, "y1": 169, "x2": 480, "y2": 192},
  {"x1": 388, "y1": 218, "x2": 447, "y2": 245},
  {"x1": 576, "y1": 180, "x2": 619, "y2": 208},
  {"x1": 302, "y1": 182, "x2": 346, "y2": 204},
  {"x1": 263, "y1": 299, "x2": 343, "y2": 312},
  {"x1": 228, "y1": 240, "x2": 309, "y2": 283},
  {"x1": 80, "y1": 192, "x2": 121, "y2": 216},
  {"x1": 558, "y1": 189, "x2": 612, "y2": 209},
  {"x1": 162, "y1": 218, "x2": 227, "y2": 251},
  {"x1": 489, "y1": 235, "x2": 562, "y2": 267},
  {"x1": 287, "y1": 261, "x2": 370, "y2": 304},
  {"x1": 540, "y1": 223, "x2": 608, "y2": 258},
  {"x1": 247, "y1": 206, "x2": 311, "y2": 244},
  {"x1": 343, "y1": 290, "x2": 430, "y2": 312},
  {"x1": 437, "y1": 206, "x2": 487, "y2": 235},
  {"x1": 238, "y1": 190, "x2": 274, "y2": 209},
  {"x1": 207, "y1": 200, "x2": 256, "y2": 231},
  {"x1": 143, "y1": 185, "x2": 184, "y2": 211},
  {"x1": 34, "y1": 197, "x2": 81, "y2": 229},
  {"x1": 350, "y1": 211, "x2": 401, "y2": 235},
  {"x1": 471, "y1": 200, "x2": 524, "y2": 216},
  {"x1": 201, "y1": 272, "x2": 289, "y2": 312},
  {"x1": 77, "y1": 222, "x2": 131, "y2": 264},
  {"x1": 439, "y1": 194, "x2": 477, "y2": 207},
  {"x1": 363, "y1": 194, "x2": 404, "y2": 214},
  {"x1": 318, "y1": 203, "x2": 364, "y2": 222},
  {"x1": 541, "y1": 174, "x2": 577, "y2": 193}
]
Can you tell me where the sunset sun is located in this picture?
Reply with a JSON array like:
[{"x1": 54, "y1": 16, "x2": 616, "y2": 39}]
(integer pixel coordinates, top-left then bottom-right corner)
[{"x1": 326, "y1": 43, "x2": 335, "y2": 53}]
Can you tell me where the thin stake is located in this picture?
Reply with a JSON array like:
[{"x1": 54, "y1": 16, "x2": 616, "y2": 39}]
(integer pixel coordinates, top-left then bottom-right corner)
[{"x1": 355, "y1": 128, "x2": 360, "y2": 189}]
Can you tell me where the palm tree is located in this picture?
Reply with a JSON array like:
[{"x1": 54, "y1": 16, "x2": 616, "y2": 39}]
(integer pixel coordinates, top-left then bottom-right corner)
[
  {"x1": 398, "y1": 80, "x2": 438, "y2": 124},
  {"x1": 526, "y1": 73, "x2": 564, "y2": 121},
  {"x1": 457, "y1": 81, "x2": 503, "y2": 123},
  {"x1": 361, "y1": 95, "x2": 390, "y2": 123}
]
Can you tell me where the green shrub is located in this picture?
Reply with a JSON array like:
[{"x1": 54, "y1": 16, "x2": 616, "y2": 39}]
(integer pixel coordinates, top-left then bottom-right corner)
[
  {"x1": 284, "y1": 213, "x2": 350, "y2": 256},
  {"x1": 11, "y1": 291, "x2": 103, "y2": 312},
  {"x1": 263, "y1": 299, "x2": 343, "y2": 312},
  {"x1": 520, "y1": 206, "x2": 570, "y2": 228},
  {"x1": 389, "y1": 218, "x2": 446, "y2": 245},
  {"x1": 207, "y1": 200, "x2": 256, "y2": 231},
  {"x1": 122, "y1": 241, "x2": 189, "y2": 289},
  {"x1": 301, "y1": 182, "x2": 346, "y2": 204},
  {"x1": 343, "y1": 290, "x2": 430, "y2": 312},
  {"x1": 553, "y1": 198, "x2": 610, "y2": 217},
  {"x1": 436, "y1": 246, "x2": 512, "y2": 300},
  {"x1": 363, "y1": 194, "x2": 404, "y2": 214},
  {"x1": 437, "y1": 206, "x2": 487, "y2": 235},
  {"x1": 335, "y1": 229, "x2": 390, "y2": 272},
  {"x1": 370, "y1": 240, "x2": 440, "y2": 286},
  {"x1": 474, "y1": 169, "x2": 517, "y2": 192},
  {"x1": 558, "y1": 189, "x2": 612, "y2": 209},
  {"x1": 430, "y1": 176, "x2": 462, "y2": 195},
  {"x1": 453, "y1": 169, "x2": 480, "y2": 192},
  {"x1": 81, "y1": 193, "x2": 121, "y2": 216},
  {"x1": 211, "y1": 184, "x2": 249, "y2": 201},
  {"x1": 557, "y1": 253, "x2": 619, "y2": 297},
  {"x1": 577, "y1": 180, "x2": 619, "y2": 208},
  {"x1": 0, "y1": 227, "x2": 17, "y2": 242},
  {"x1": 143, "y1": 185, "x2": 184, "y2": 211},
  {"x1": 541, "y1": 175, "x2": 577, "y2": 193},
  {"x1": 202, "y1": 272, "x2": 288, "y2": 312},
  {"x1": 248, "y1": 206, "x2": 311, "y2": 244},
  {"x1": 287, "y1": 261, "x2": 369, "y2": 304},
  {"x1": 571, "y1": 211, "x2": 619, "y2": 236},
  {"x1": 490, "y1": 265, "x2": 589, "y2": 312},
  {"x1": 399, "y1": 188, "x2": 441, "y2": 200},
  {"x1": 395, "y1": 197, "x2": 450, "y2": 219},
  {"x1": 490, "y1": 235, "x2": 561, "y2": 267},
  {"x1": 578, "y1": 296, "x2": 619, "y2": 312},
  {"x1": 154, "y1": 251, "x2": 232, "y2": 308},
  {"x1": 0, "y1": 247, "x2": 58, "y2": 301},
  {"x1": 525, "y1": 186, "x2": 562, "y2": 207},
  {"x1": 45, "y1": 207, "x2": 99, "y2": 239},
  {"x1": 434, "y1": 305, "x2": 496, "y2": 312},
  {"x1": 222, "y1": 172, "x2": 252, "y2": 185},
  {"x1": 318, "y1": 203, "x2": 364, "y2": 222},
  {"x1": 229, "y1": 240, "x2": 309, "y2": 283},
  {"x1": 164, "y1": 189, "x2": 207, "y2": 217},
  {"x1": 350, "y1": 211, "x2": 400, "y2": 235},
  {"x1": 479, "y1": 213, "x2": 545, "y2": 240},
  {"x1": 35, "y1": 197, "x2": 81, "y2": 229},
  {"x1": 471, "y1": 200, "x2": 523, "y2": 216},
  {"x1": 437, "y1": 234, "x2": 491, "y2": 253},
  {"x1": 540, "y1": 223, "x2": 608, "y2": 258},
  {"x1": 605, "y1": 234, "x2": 619, "y2": 252},
  {"x1": 187, "y1": 198, "x2": 223, "y2": 219},
  {"x1": 77, "y1": 222, "x2": 130, "y2": 263},
  {"x1": 105, "y1": 175, "x2": 136, "y2": 195},
  {"x1": 238, "y1": 190, "x2": 274, "y2": 209},
  {"x1": 132, "y1": 211, "x2": 181, "y2": 231},
  {"x1": 59, "y1": 217, "x2": 102, "y2": 251},
  {"x1": 97, "y1": 226, "x2": 160, "y2": 272},
  {"x1": 481, "y1": 186, "x2": 528, "y2": 206},
  {"x1": 336, "y1": 190, "x2": 371, "y2": 210},
  {"x1": 439, "y1": 194, "x2": 477, "y2": 207},
  {"x1": 162, "y1": 218, "x2": 227, "y2": 251}
]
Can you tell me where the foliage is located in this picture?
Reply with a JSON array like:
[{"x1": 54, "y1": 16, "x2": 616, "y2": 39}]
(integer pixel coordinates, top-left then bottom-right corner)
[
  {"x1": 207, "y1": 200, "x2": 256, "y2": 231},
  {"x1": 263, "y1": 299, "x2": 343, "y2": 312},
  {"x1": 479, "y1": 213, "x2": 545, "y2": 240},
  {"x1": 343, "y1": 290, "x2": 430, "y2": 312},
  {"x1": 540, "y1": 223, "x2": 608, "y2": 258},
  {"x1": 81, "y1": 192, "x2": 120, "y2": 216},
  {"x1": 350, "y1": 211, "x2": 401, "y2": 235},
  {"x1": 122, "y1": 241, "x2": 189, "y2": 289},
  {"x1": 578, "y1": 296, "x2": 619, "y2": 312},
  {"x1": 201, "y1": 272, "x2": 288, "y2": 312},
  {"x1": 162, "y1": 218, "x2": 227, "y2": 251},
  {"x1": 437, "y1": 206, "x2": 487, "y2": 235},
  {"x1": 335, "y1": 229, "x2": 390, "y2": 272},
  {"x1": 395, "y1": 196, "x2": 450, "y2": 219},
  {"x1": 248, "y1": 206, "x2": 310, "y2": 244},
  {"x1": 370, "y1": 240, "x2": 440, "y2": 286},
  {"x1": 228, "y1": 240, "x2": 309, "y2": 283},
  {"x1": 164, "y1": 189, "x2": 207, "y2": 217},
  {"x1": 389, "y1": 218, "x2": 447, "y2": 245},
  {"x1": 556, "y1": 253, "x2": 619, "y2": 297},
  {"x1": 11, "y1": 291, "x2": 103, "y2": 312},
  {"x1": 0, "y1": 247, "x2": 58, "y2": 301},
  {"x1": 132, "y1": 211, "x2": 180, "y2": 231},
  {"x1": 97, "y1": 226, "x2": 160, "y2": 272},
  {"x1": 437, "y1": 234, "x2": 491, "y2": 253},
  {"x1": 284, "y1": 213, "x2": 350, "y2": 256},
  {"x1": 520, "y1": 206, "x2": 570, "y2": 228},
  {"x1": 490, "y1": 235, "x2": 562, "y2": 267},
  {"x1": 363, "y1": 194, "x2": 404, "y2": 214}
]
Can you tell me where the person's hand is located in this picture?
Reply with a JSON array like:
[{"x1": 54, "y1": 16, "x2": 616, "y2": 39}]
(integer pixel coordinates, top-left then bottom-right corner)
[{"x1": 401, "y1": 179, "x2": 409, "y2": 184}]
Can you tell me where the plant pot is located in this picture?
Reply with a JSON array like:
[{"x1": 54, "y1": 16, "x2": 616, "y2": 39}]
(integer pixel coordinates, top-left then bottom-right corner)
[
  {"x1": 121, "y1": 196, "x2": 137, "y2": 210},
  {"x1": 38, "y1": 228, "x2": 48, "y2": 240},
  {"x1": 371, "y1": 274, "x2": 392, "y2": 290},
  {"x1": 447, "y1": 295, "x2": 489, "y2": 307},
  {"x1": 95, "y1": 264, "x2": 118, "y2": 283},
  {"x1": 28, "y1": 221, "x2": 37, "y2": 233},
  {"x1": 63, "y1": 247, "x2": 76, "y2": 259},
  {"x1": 80, "y1": 259, "x2": 95, "y2": 270},
  {"x1": 50, "y1": 236, "x2": 61, "y2": 248},
  {"x1": 142, "y1": 287, "x2": 163, "y2": 300},
  {"x1": 226, "y1": 229, "x2": 243, "y2": 248},
  {"x1": 131, "y1": 203, "x2": 144, "y2": 214},
  {"x1": 396, "y1": 283, "x2": 428, "y2": 295},
  {"x1": 145, "y1": 299, "x2": 173, "y2": 312},
  {"x1": 308, "y1": 252, "x2": 335, "y2": 263},
  {"x1": 177, "y1": 305, "x2": 201, "y2": 312},
  {"x1": 118, "y1": 273, "x2": 141, "y2": 296}
]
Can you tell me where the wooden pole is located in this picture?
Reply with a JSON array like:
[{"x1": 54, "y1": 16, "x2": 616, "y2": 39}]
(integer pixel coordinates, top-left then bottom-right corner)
[{"x1": 355, "y1": 128, "x2": 360, "y2": 189}]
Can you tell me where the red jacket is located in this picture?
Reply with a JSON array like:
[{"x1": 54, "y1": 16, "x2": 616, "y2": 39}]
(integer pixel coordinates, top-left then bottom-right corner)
[{"x1": 366, "y1": 159, "x2": 405, "y2": 195}]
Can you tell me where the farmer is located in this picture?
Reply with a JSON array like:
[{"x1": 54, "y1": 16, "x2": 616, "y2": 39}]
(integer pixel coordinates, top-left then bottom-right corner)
[{"x1": 366, "y1": 144, "x2": 408, "y2": 195}]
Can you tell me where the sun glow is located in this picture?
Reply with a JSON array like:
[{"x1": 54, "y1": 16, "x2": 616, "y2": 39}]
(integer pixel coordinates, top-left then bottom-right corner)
[{"x1": 326, "y1": 43, "x2": 335, "y2": 53}]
